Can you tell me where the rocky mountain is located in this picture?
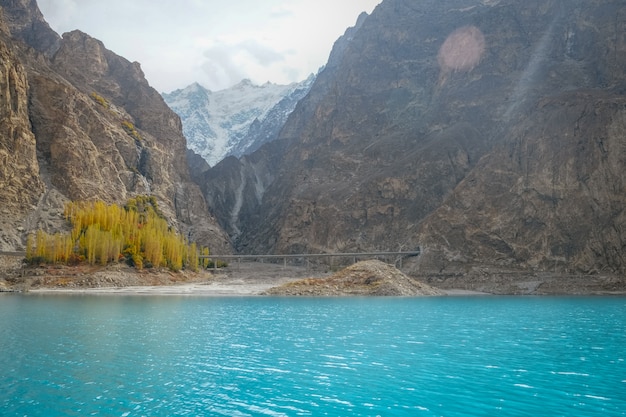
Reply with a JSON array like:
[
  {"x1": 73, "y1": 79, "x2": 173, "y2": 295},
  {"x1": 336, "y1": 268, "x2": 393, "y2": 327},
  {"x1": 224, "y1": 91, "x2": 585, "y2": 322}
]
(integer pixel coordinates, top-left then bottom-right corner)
[
  {"x1": 3, "y1": 0, "x2": 625, "y2": 283},
  {"x1": 163, "y1": 75, "x2": 315, "y2": 166},
  {"x1": 201, "y1": 0, "x2": 626, "y2": 277},
  {"x1": 0, "y1": 0, "x2": 230, "y2": 253}
]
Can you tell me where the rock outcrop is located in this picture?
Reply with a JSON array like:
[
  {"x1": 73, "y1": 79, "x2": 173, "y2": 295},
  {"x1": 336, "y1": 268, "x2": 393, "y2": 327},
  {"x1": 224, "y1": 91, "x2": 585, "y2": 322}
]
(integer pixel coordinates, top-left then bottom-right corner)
[
  {"x1": 0, "y1": 28, "x2": 43, "y2": 211},
  {"x1": 263, "y1": 260, "x2": 444, "y2": 296},
  {"x1": 203, "y1": 0, "x2": 626, "y2": 276},
  {"x1": 0, "y1": 0, "x2": 59, "y2": 56},
  {"x1": 0, "y1": 1, "x2": 230, "y2": 253}
]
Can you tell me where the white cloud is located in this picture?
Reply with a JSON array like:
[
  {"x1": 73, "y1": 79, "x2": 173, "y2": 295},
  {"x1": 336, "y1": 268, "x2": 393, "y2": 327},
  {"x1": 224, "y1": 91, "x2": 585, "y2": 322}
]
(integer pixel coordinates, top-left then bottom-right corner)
[{"x1": 37, "y1": 0, "x2": 382, "y2": 92}]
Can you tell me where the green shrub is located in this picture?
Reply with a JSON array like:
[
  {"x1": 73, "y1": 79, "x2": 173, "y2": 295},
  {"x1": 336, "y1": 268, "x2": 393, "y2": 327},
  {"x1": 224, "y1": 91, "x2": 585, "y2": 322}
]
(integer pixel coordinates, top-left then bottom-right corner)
[
  {"x1": 206, "y1": 260, "x2": 228, "y2": 269},
  {"x1": 121, "y1": 120, "x2": 142, "y2": 141},
  {"x1": 90, "y1": 92, "x2": 110, "y2": 109}
]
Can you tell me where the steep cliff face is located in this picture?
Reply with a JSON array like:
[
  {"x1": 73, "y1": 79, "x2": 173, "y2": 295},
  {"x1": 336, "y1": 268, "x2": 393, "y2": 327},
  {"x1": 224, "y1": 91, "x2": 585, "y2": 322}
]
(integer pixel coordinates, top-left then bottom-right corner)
[
  {"x1": 0, "y1": 22, "x2": 44, "y2": 249},
  {"x1": 0, "y1": 0, "x2": 58, "y2": 56},
  {"x1": 417, "y1": 90, "x2": 626, "y2": 275},
  {"x1": 415, "y1": 1, "x2": 626, "y2": 275},
  {"x1": 208, "y1": 0, "x2": 626, "y2": 274},
  {"x1": 0, "y1": 2, "x2": 230, "y2": 253}
]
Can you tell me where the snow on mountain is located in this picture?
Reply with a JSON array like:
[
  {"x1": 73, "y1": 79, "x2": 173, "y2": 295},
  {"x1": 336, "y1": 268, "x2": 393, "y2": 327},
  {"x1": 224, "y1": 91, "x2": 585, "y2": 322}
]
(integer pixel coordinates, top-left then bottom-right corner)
[{"x1": 163, "y1": 76, "x2": 315, "y2": 166}]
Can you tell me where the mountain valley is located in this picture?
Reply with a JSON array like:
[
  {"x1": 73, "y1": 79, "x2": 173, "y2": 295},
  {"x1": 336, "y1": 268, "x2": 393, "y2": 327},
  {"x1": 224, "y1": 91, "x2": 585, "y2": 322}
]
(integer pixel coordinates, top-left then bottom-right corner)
[{"x1": 1, "y1": 0, "x2": 626, "y2": 292}]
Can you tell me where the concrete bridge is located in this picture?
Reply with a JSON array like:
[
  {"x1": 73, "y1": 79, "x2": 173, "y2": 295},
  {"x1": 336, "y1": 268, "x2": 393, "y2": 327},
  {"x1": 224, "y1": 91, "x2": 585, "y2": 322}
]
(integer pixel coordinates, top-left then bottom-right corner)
[
  {"x1": 0, "y1": 251, "x2": 26, "y2": 257},
  {"x1": 201, "y1": 250, "x2": 421, "y2": 270},
  {"x1": 2, "y1": 249, "x2": 421, "y2": 270}
]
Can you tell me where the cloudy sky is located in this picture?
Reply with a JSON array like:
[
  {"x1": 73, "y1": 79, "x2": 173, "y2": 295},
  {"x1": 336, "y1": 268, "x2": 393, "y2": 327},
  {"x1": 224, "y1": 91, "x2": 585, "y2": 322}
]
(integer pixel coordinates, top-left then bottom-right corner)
[{"x1": 37, "y1": 0, "x2": 382, "y2": 93}]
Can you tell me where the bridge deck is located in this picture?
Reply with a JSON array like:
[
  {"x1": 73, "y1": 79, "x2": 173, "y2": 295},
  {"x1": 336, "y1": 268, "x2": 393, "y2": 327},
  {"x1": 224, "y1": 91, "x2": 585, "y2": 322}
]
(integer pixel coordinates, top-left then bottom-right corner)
[
  {"x1": 201, "y1": 251, "x2": 419, "y2": 259},
  {"x1": 202, "y1": 251, "x2": 420, "y2": 269}
]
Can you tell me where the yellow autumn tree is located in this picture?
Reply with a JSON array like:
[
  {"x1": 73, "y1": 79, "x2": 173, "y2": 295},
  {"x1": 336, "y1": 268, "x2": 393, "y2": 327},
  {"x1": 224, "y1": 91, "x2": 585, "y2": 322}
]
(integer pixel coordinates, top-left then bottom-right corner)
[
  {"x1": 200, "y1": 246, "x2": 210, "y2": 269},
  {"x1": 26, "y1": 196, "x2": 205, "y2": 271},
  {"x1": 187, "y1": 242, "x2": 199, "y2": 272}
]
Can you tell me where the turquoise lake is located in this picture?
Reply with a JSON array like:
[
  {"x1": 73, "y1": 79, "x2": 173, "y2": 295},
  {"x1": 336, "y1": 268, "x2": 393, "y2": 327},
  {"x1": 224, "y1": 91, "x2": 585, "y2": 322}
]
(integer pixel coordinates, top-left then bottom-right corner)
[{"x1": 1, "y1": 295, "x2": 625, "y2": 416}]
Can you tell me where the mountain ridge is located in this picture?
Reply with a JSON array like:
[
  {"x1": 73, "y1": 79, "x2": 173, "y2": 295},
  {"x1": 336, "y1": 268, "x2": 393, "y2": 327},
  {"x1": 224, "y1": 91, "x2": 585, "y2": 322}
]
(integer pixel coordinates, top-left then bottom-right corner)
[{"x1": 163, "y1": 75, "x2": 315, "y2": 166}]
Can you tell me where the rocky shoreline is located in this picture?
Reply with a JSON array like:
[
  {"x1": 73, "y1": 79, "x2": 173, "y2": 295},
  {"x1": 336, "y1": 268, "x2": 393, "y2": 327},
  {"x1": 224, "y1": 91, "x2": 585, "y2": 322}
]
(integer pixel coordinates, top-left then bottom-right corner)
[
  {"x1": 0, "y1": 256, "x2": 331, "y2": 295},
  {"x1": 1, "y1": 254, "x2": 625, "y2": 296},
  {"x1": 419, "y1": 270, "x2": 626, "y2": 296}
]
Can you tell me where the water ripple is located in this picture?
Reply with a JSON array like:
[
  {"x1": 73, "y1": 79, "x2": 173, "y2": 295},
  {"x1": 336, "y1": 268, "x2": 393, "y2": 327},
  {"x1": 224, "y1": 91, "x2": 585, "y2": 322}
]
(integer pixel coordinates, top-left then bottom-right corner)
[{"x1": 1, "y1": 296, "x2": 625, "y2": 416}]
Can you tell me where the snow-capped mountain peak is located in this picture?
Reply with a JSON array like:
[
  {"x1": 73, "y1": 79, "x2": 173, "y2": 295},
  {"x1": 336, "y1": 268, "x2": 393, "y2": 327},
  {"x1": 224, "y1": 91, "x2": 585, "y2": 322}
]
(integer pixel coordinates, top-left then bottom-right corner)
[{"x1": 163, "y1": 75, "x2": 315, "y2": 166}]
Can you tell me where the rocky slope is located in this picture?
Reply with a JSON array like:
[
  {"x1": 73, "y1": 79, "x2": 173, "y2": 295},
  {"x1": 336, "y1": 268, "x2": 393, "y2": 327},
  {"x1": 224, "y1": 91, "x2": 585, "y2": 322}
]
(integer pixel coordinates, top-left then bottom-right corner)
[
  {"x1": 163, "y1": 76, "x2": 315, "y2": 166},
  {"x1": 0, "y1": 0, "x2": 230, "y2": 253},
  {"x1": 0, "y1": 0, "x2": 58, "y2": 56},
  {"x1": 263, "y1": 260, "x2": 444, "y2": 296},
  {"x1": 203, "y1": 0, "x2": 626, "y2": 278}
]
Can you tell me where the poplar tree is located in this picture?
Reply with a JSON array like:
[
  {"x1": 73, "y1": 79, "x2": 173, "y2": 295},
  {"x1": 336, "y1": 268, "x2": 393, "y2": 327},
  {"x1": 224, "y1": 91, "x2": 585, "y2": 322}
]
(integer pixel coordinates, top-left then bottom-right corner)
[{"x1": 27, "y1": 197, "x2": 205, "y2": 272}]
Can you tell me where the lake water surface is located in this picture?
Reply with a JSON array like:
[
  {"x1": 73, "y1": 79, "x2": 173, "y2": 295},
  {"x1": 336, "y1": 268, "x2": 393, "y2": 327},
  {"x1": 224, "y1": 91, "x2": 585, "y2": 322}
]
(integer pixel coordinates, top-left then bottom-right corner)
[{"x1": 1, "y1": 295, "x2": 625, "y2": 416}]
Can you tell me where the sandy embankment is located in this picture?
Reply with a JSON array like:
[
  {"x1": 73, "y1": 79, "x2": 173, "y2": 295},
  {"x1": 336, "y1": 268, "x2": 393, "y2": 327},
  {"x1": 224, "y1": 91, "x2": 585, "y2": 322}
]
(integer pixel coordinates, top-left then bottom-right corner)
[
  {"x1": 24, "y1": 262, "x2": 333, "y2": 296},
  {"x1": 24, "y1": 262, "x2": 487, "y2": 296},
  {"x1": 2, "y1": 256, "x2": 485, "y2": 296},
  {"x1": 6, "y1": 254, "x2": 624, "y2": 296}
]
